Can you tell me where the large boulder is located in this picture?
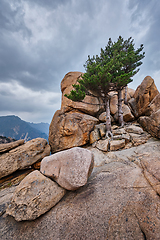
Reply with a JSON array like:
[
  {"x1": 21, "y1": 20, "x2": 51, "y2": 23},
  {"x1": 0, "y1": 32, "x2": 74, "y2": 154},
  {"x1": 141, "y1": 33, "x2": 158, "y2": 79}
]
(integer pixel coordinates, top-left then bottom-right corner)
[
  {"x1": 1, "y1": 140, "x2": 160, "y2": 239},
  {"x1": 0, "y1": 138, "x2": 50, "y2": 179},
  {"x1": 139, "y1": 109, "x2": 160, "y2": 138},
  {"x1": 40, "y1": 147, "x2": 94, "y2": 191},
  {"x1": 144, "y1": 93, "x2": 160, "y2": 116},
  {"x1": 61, "y1": 72, "x2": 103, "y2": 116},
  {"x1": 6, "y1": 170, "x2": 66, "y2": 221},
  {"x1": 49, "y1": 110, "x2": 99, "y2": 153},
  {"x1": 133, "y1": 76, "x2": 159, "y2": 117}
]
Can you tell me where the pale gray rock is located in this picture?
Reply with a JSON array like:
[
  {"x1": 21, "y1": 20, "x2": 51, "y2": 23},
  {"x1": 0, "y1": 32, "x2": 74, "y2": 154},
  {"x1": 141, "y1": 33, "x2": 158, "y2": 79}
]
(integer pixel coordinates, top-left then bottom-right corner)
[
  {"x1": 6, "y1": 170, "x2": 66, "y2": 221},
  {"x1": 40, "y1": 147, "x2": 94, "y2": 191}
]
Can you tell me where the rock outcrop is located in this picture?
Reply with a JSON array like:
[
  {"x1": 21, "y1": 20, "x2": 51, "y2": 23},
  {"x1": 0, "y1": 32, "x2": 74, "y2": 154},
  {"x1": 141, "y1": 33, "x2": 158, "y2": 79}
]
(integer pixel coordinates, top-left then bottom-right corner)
[
  {"x1": 0, "y1": 138, "x2": 50, "y2": 179},
  {"x1": 49, "y1": 110, "x2": 98, "y2": 153},
  {"x1": 133, "y1": 76, "x2": 159, "y2": 117},
  {"x1": 6, "y1": 170, "x2": 66, "y2": 221},
  {"x1": 61, "y1": 72, "x2": 103, "y2": 115},
  {"x1": 0, "y1": 140, "x2": 160, "y2": 239},
  {"x1": 40, "y1": 147, "x2": 94, "y2": 190},
  {"x1": 139, "y1": 109, "x2": 160, "y2": 139}
]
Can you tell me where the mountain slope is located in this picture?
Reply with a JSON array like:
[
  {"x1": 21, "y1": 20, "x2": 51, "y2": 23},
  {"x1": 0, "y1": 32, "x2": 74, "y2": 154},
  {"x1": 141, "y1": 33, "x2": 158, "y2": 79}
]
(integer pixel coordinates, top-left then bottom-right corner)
[{"x1": 0, "y1": 115, "x2": 48, "y2": 141}]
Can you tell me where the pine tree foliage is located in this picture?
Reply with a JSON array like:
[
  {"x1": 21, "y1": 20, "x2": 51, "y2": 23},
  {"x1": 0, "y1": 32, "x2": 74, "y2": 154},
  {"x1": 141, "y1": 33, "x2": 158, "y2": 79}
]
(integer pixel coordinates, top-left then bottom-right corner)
[{"x1": 65, "y1": 36, "x2": 145, "y2": 134}]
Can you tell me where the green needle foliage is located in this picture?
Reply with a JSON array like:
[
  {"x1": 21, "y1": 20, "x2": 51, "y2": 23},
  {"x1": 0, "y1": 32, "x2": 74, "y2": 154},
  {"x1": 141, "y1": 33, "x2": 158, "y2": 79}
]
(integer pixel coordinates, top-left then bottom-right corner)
[{"x1": 65, "y1": 36, "x2": 145, "y2": 134}]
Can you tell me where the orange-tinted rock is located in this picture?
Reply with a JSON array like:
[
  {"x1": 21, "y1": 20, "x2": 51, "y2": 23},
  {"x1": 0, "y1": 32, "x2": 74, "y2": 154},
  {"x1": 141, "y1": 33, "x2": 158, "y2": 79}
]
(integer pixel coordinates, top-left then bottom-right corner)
[
  {"x1": 139, "y1": 109, "x2": 160, "y2": 139},
  {"x1": 134, "y1": 76, "x2": 159, "y2": 116},
  {"x1": 49, "y1": 110, "x2": 99, "y2": 153},
  {"x1": 144, "y1": 93, "x2": 160, "y2": 116},
  {"x1": 61, "y1": 72, "x2": 104, "y2": 115}
]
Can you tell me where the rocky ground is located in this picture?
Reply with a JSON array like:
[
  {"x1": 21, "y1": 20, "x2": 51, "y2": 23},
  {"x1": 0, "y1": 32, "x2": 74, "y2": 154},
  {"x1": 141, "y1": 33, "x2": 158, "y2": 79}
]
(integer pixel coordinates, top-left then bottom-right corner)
[{"x1": 0, "y1": 137, "x2": 160, "y2": 239}]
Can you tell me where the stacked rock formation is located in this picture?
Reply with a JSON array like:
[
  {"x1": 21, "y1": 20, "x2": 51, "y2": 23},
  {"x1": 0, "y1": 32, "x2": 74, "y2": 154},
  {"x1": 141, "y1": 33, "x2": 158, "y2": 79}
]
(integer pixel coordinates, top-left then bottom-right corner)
[
  {"x1": 49, "y1": 73, "x2": 160, "y2": 154},
  {"x1": 6, "y1": 147, "x2": 94, "y2": 221}
]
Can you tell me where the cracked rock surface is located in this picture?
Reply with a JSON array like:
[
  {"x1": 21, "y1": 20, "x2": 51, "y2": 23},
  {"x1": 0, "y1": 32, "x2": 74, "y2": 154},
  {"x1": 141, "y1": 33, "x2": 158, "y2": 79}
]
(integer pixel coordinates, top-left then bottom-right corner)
[{"x1": 0, "y1": 138, "x2": 160, "y2": 239}]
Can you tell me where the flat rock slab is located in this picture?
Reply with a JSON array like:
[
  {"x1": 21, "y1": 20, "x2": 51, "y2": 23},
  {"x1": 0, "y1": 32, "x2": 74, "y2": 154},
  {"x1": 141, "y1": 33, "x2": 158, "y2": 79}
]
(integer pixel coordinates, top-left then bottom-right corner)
[
  {"x1": 125, "y1": 125, "x2": 144, "y2": 135},
  {"x1": 40, "y1": 147, "x2": 94, "y2": 190},
  {"x1": 6, "y1": 170, "x2": 66, "y2": 221},
  {"x1": 0, "y1": 138, "x2": 50, "y2": 179},
  {"x1": 110, "y1": 139, "x2": 125, "y2": 151},
  {"x1": 95, "y1": 139, "x2": 109, "y2": 152},
  {"x1": 0, "y1": 139, "x2": 24, "y2": 153}
]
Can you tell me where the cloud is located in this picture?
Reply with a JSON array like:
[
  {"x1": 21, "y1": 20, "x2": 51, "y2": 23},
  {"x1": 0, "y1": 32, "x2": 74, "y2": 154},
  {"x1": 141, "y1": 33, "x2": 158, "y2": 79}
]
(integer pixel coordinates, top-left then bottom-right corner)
[
  {"x1": 0, "y1": 0, "x2": 159, "y2": 122},
  {"x1": 0, "y1": 80, "x2": 61, "y2": 123}
]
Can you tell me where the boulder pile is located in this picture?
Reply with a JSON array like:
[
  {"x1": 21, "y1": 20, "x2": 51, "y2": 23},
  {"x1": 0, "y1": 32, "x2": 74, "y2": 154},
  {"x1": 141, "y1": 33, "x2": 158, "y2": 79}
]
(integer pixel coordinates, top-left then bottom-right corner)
[
  {"x1": 49, "y1": 73, "x2": 159, "y2": 154},
  {"x1": 5, "y1": 147, "x2": 94, "y2": 221}
]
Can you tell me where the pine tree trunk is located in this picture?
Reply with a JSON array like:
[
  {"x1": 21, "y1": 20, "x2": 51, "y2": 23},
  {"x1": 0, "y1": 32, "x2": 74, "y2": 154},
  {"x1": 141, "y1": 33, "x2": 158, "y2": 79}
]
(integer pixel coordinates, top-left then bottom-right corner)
[
  {"x1": 118, "y1": 89, "x2": 124, "y2": 127},
  {"x1": 105, "y1": 97, "x2": 113, "y2": 138},
  {"x1": 124, "y1": 85, "x2": 128, "y2": 105}
]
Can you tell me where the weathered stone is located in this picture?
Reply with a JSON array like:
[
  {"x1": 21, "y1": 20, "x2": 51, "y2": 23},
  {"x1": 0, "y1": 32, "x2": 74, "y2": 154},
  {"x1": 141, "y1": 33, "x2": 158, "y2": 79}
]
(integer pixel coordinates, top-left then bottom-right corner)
[
  {"x1": 90, "y1": 129, "x2": 101, "y2": 144},
  {"x1": 0, "y1": 138, "x2": 50, "y2": 179},
  {"x1": 122, "y1": 104, "x2": 135, "y2": 122},
  {"x1": 133, "y1": 76, "x2": 159, "y2": 117},
  {"x1": 114, "y1": 104, "x2": 134, "y2": 122},
  {"x1": 0, "y1": 169, "x2": 33, "y2": 190},
  {"x1": 110, "y1": 88, "x2": 135, "y2": 116},
  {"x1": 139, "y1": 109, "x2": 160, "y2": 138},
  {"x1": 1, "y1": 140, "x2": 160, "y2": 239},
  {"x1": 125, "y1": 125, "x2": 144, "y2": 135},
  {"x1": 110, "y1": 92, "x2": 118, "y2": 115},
  {"x1": 49, "y1": 110, "x2": 99, "y2": 153},
  {"x1": 6, "y1": 170, "x2": 66, "y2": 221},
  {"x1": 61, "y1": 72, "x2": 104, "y2": 115},
  {"x1": 95, "y1": 139, "x2": 109, "y2": 152},
  {"x1": 110, "y1": 139, "x2": 125, "y2": 151},
  {"x1": 40, "y1": 147, "x2": 94, "y2": 191},
  {"x1": 112, "y1": 128, "x2": 127, "y2": 135},
  {"x1": 94, "y1": 123, "x2": 106, "y2": 138},
  {"x1": 144, "y1": 93, "x2": 160, "y2": 116},
  {"x1": 122, "y1": 133, "x2": 131, "y2": 144},
  {"x1": 128, "y1": 88, "x2": 135, "y2": 99},
  {"x1": 128, "y1": 97, "x2": 139, "y2": 117},
  {"x1": 129, "y1": 133, "x2": 149, "y2": 146},
  {"x1": 98, "y1": 112, "x2": 114, "y2": 123},
  {"x1": 0, "y1": 139, "x2": 24, "y2": 153},
  {"x1": 112, "y1": 134, "x2": 122, "y2": 140}
]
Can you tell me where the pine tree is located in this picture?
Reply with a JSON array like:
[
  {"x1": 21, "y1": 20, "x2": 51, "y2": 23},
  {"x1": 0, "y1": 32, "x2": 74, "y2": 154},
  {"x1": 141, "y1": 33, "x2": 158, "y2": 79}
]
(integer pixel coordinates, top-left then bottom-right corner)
[
  {"x1": 102, "y1": 36, "x2": 145, "y2": 126},
  {"x1": 65, "y1": 36, "x2": 145, "y2": 136}
]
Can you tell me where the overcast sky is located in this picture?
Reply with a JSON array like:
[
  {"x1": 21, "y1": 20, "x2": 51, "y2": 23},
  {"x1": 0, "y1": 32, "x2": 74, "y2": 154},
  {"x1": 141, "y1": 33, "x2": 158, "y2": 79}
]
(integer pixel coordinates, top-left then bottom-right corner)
[{"x1": 0, "y1": 0, "x2": 160, "y2": 123}]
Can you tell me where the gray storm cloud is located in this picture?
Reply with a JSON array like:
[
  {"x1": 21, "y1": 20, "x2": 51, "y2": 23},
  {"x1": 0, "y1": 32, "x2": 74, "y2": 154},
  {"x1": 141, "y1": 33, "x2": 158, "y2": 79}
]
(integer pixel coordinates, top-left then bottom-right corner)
[{"x1": 0, "y1": 0, "x2": 159, "y2": 123}]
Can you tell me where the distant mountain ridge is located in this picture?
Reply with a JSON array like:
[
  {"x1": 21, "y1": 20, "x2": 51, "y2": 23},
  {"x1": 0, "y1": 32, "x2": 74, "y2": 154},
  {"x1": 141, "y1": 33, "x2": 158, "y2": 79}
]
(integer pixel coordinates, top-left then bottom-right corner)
[{"x1": 0, "y1": 115, "x2": 49, "y2": 141}]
